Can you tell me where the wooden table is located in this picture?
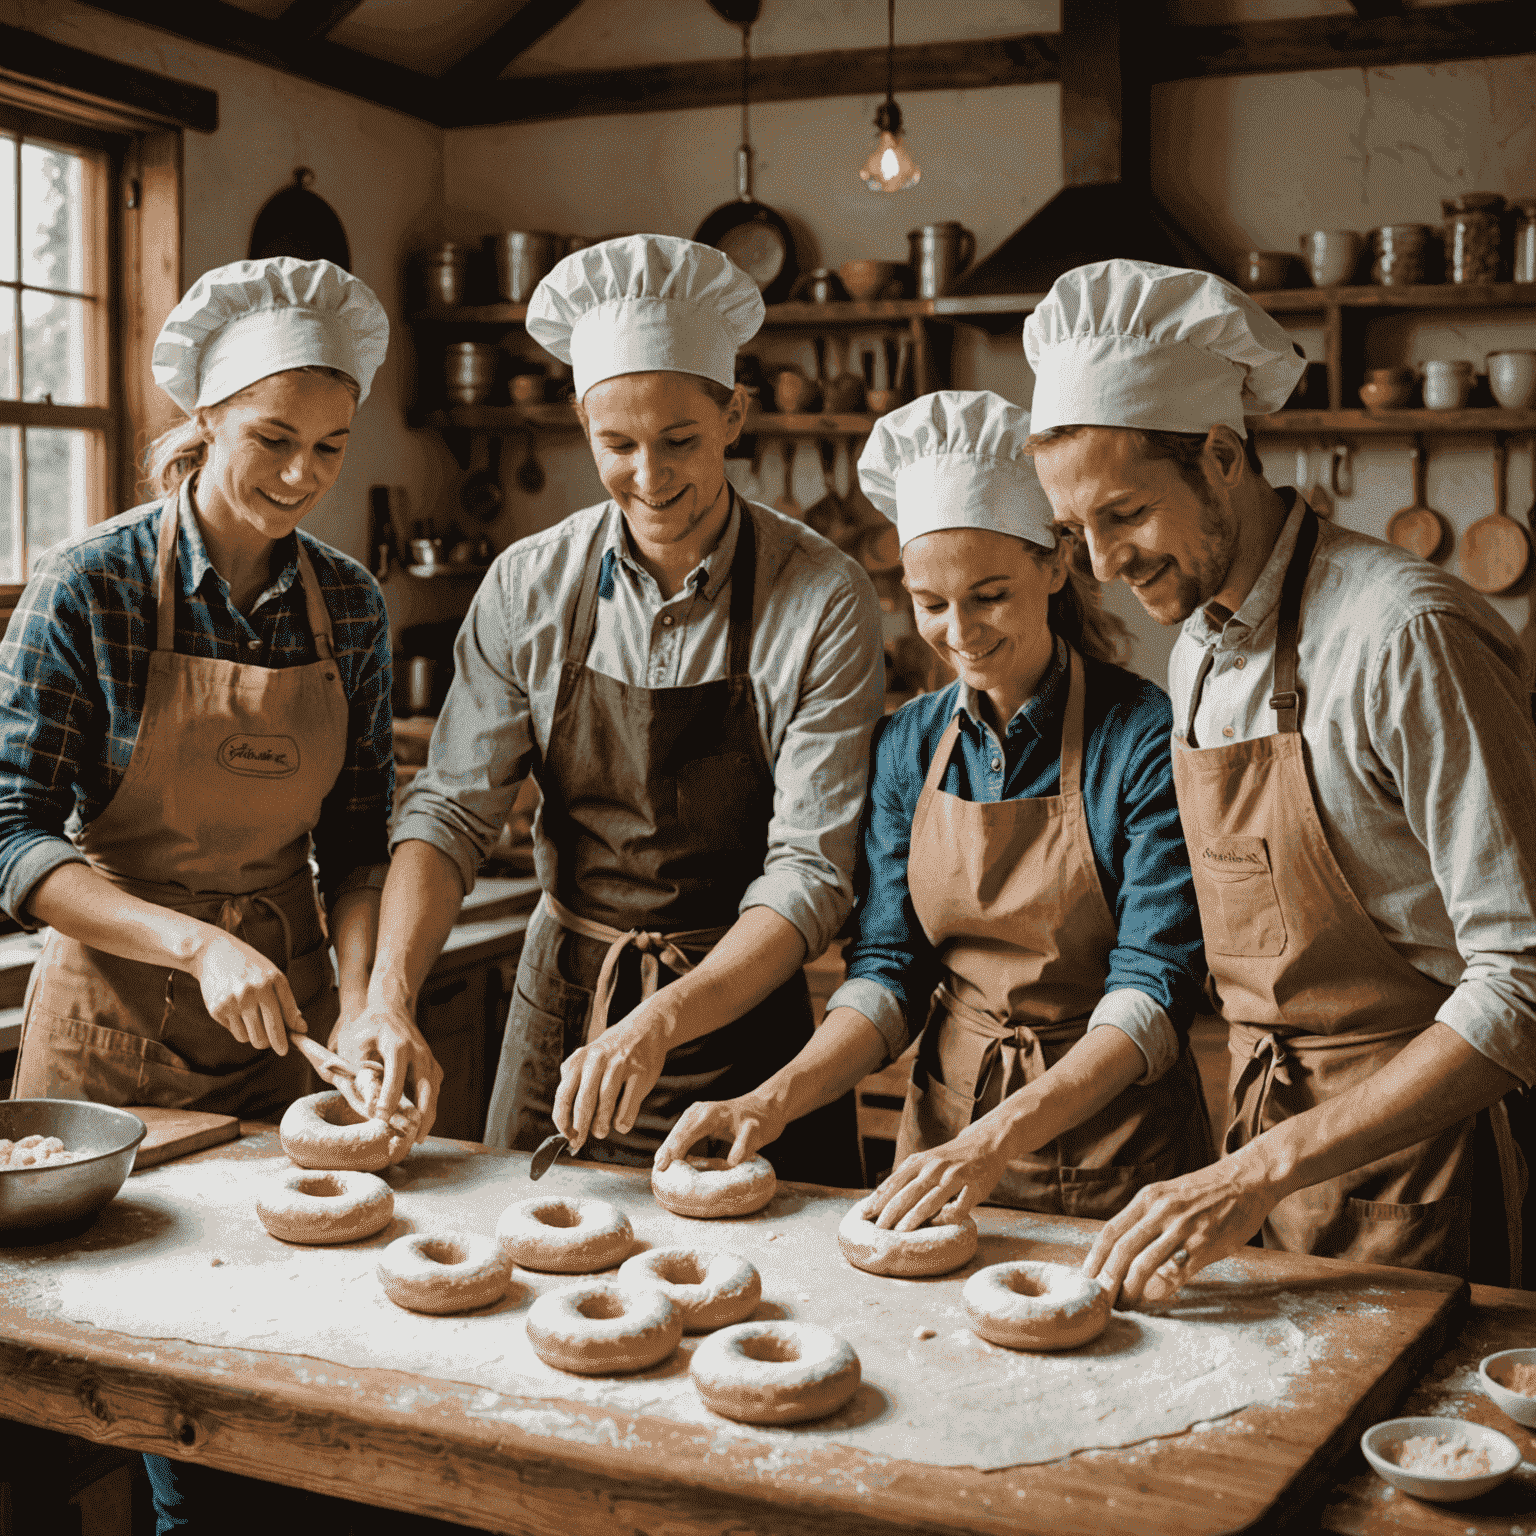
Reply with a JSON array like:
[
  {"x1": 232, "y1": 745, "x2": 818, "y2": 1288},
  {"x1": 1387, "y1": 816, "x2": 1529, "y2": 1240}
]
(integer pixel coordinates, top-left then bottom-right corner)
[{"x1": 0, "y1": 1131, "x2": 1521, "y2": 1536}]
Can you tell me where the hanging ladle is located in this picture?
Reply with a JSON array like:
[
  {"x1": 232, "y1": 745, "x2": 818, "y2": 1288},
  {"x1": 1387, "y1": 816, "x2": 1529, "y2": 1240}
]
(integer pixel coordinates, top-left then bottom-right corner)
[
  {"x1": 1386, "y1": 436, "x2": 1452, "y2": 563},
  {"x1": 1296, "y1": 445, "x2": 1331, "y2": 519},
  {"x1": 515, "y1": 430, "x2": 546, "y2": 495},
  {"x1": 1461, "y1": 433, "x2": 1531, "y2": 595}
]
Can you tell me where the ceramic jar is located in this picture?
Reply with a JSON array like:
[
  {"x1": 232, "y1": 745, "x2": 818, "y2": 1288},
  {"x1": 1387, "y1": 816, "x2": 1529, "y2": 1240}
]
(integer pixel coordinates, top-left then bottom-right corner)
[
  {"x1": 1359, "y1": 367, "x2": 1417, "y2": 410},
  {"x1": 1442, "y1": 193, "x2": 1505, "y2": 285},
  {"x1": 444, "y1": 342, "x2": 500, "y2": 405},
  {"x1": 1513, "y1": 199, "x2": 1536, "y2": 286},
  {"x1": 1238, "y1": 250, "x2": 1295, "y2": 291},
  {"x1": 422, "y1": 243, "x2": 471, "y2": 307},
  {"x1": 1421, "y1": 359, "x2": 1475, "y2": 411},
  {"x1": 1487, "y1": 350, "x2": 1536, "y2": 410},
  {"x1": 1300, "y1": 230, "x2": 1362, "y2": 288},
  {"x1": 1371, "y1": 225, "x2": 1431, "y2": 286}
]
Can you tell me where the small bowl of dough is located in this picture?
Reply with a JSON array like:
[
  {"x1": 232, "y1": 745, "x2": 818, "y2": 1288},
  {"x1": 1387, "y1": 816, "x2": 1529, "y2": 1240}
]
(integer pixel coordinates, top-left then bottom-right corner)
[
  {"x1": 618, "y1": 1246, "x2": 761, "y2": 1332},
  {"x1": 496, "y1": 1195, "x2": 634, "y2": 1272},
  {"x1": 837, "y1": 1193, "x2": 978, "y2": 1277},
  {"x1": 1480, "y1": 1349, "x2": 1536, "y2": 1428},
  {"x1": 377, "y1": 1231, "x2": 512, "y2": 1314},
  {"x1": 652, "y1": 1153, "x2": 776, "y2": 1219},
  {"x1": 1360, "y1": 1417, "x2": 1521, "y2": 1503},
  {"x1": 0, "y1": 1099, "x2": 148, "y2": 1241},
  {"x1": 691, "y1": 1320, "x2": 861, "y2": 1425},
  {"x1": 526, "y1": 1280, "x2": 682, "y2": 1375}
]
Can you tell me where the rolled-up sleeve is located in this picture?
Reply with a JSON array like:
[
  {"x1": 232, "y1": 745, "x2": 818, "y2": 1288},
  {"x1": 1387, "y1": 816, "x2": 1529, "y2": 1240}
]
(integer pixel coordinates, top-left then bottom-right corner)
[
  {"x1": 739, "y1": 570, "x2": 884, "y2": 958},
  {"x1": 1087, "y1": 686, "x2": 1205, "y2": 1083},
  {"x1": 391, "y1": 558, "x2": 536, "y2": 894},
  {"x1": 825, "y1": 710, "x2": 941, "y2": 1064},
  {"x1": 1373, "y1": 612, "x2": 1536, "y2": 1085},
  {"x1": 312, "y1": 581, "x2": 394, "y2": 904},
  {"x1": 0, "y1": 557, "x2": 97, "y2": 925}
]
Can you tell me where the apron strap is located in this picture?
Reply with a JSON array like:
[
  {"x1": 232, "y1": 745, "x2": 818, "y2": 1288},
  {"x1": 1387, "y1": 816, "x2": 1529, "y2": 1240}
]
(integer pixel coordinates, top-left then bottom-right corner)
[
  {"x1": 1270, "y1": 504, "x2": 1320, "y2": 735},
  {"x1": 154, "y1": 494, "x2": 182, "y2": 653},
  {"x1": 1059, "y1": 645, "x2": 1086, "y2": 798},
  {"x1": 565, "y1": 516, "x2": 614, "y2": 665},
  {"x1": 725, "y1": 493, "x2": 757, "y2": 678},
  {"x1": 541, "y1": 892, "x2": 732, "y2": 1046},
  {"x1": 292, "y1": 540, "x2": 337, "y2": 661},
  {"x1": 929, "y1": 981, "x2": 1088, "y2": 1103}
]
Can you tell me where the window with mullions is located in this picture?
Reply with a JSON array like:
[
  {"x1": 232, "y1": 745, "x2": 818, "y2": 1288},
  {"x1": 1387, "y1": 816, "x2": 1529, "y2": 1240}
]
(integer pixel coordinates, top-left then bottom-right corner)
[{"x1": 0, "y1": 115, "x2": 115, "y2": 582}]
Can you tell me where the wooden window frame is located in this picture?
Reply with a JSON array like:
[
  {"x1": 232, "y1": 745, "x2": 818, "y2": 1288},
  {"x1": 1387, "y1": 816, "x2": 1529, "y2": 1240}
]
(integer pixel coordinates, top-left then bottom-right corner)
[{"x1": 0, "y1": 76, "x2": 182, "y2": 630}]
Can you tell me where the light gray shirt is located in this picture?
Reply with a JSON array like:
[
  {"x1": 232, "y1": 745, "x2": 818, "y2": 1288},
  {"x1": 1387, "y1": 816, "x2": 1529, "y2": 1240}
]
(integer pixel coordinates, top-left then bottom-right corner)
[
  {"x1": 394, "y1": 497, "x2": 886, "y2": 958},
  {"x1": 1170, "y1": 492, "x2": 1536, "y2": 1085}
]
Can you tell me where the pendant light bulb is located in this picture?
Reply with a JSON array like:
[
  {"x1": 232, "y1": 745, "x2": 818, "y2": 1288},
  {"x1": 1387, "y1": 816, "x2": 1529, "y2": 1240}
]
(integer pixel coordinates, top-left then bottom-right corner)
[{"x1": 858, "y1": 3, "x2": 920, "y2": 193}]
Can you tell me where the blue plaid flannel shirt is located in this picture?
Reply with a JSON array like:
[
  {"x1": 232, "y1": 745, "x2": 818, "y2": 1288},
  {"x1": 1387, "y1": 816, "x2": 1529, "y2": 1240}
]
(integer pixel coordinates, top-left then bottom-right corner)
[{"x1": 0, "y1": 484, "x2": 393, "y2": 926}]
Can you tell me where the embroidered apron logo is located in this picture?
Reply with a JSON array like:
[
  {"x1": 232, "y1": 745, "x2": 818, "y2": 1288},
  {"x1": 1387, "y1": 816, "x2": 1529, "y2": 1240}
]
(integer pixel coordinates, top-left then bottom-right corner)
[
  {"x1": 1201, "y1": 845, "x2": 1267, "y2": 868},
  {"x1": 217, "y1": 734, "x2": 300, "y2": 778}
]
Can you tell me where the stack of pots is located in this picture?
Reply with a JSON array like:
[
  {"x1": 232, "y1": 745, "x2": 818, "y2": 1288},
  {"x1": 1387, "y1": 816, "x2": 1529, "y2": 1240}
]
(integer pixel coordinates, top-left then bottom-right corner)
[
  {"x1": 445, "y1": 342, "x2": 500, "y2": 405},
  {"x1": 489, "y1": 231, "x2": 563, "y2": 303}
]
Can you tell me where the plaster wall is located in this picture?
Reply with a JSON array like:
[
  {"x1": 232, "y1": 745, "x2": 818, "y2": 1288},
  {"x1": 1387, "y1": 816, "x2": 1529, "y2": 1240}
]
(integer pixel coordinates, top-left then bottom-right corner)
[{"x1": 0, "y1": 0, "x2": 460, "y2": 637}]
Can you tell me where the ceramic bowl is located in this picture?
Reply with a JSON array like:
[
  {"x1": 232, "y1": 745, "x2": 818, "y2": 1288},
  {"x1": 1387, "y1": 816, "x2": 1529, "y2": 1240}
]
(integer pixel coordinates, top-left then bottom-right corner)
[
  {"x1": 1480, "y1": 1350, "x2": 1536, "y2": 1427},
  {"x1": 1360, "y1": 1417, "x2": 1521, "y2": 1503},
  {"x1": 0, "y1": 1100, "x2": 147, "y2": 1239},
  {"x1": 1487, "y1": 350, "x2": 1536, "y2": 410},
  {"x1": 1360, "y1": 378, "x2": 1416, "y2": 410},
  {"x1": 1301, "y1": 229, "x2": 1362, "y2": 288},
  {"x1": 838, "y1": 259, "x2": 903, "y2": 301},
  {"x1": 1237, "y1": 250, "x2": 1296, "y2": 291}
]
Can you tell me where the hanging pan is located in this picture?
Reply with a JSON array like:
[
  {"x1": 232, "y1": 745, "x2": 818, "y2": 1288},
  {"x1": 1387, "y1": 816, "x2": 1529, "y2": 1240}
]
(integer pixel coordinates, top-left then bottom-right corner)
[
  {"x1": 694, "y1": 5, "x2": 798, "y2": 304},
  {"x1": 249, "y1": 168, "x2": 351, "y2": 270},
  {"x1": 1461, "y1": 434, "x2": 1530, "y2": 595},
  {"x1": 1385, "y1": 437, "x2": 1451, "y2": 562}
]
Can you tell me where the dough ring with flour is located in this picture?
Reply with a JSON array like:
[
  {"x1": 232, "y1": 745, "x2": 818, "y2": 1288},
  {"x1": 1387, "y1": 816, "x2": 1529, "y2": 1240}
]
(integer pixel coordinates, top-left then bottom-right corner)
[
  {"x1": 280, "y1": 1090, "x2": 409, "y2": 1172},
  {"x1": 377, "y1": 1232, "x2": 512, "y2": 1314},
  {"x1": 526, "y1": 1281, "x2": 682, "y2": 1374},
  {"x1": 651, "y1": 1154, "x2": 776, "y2": 1218},
  {"x1": 617, "y1": 1246, "x2": 762, "y2": 1332},
  {"x1": 256, "y1": 1168, "x2": 394, "y2": 1245},
  {"x1": 962, "y1": 1260, "x2": 1110, "y2": 1351},
  {"x1": 691, "y1": 1321, "x2": 861, "y2": 1425},
  {"x1": 496, "y1": 1195, "x2": 634, "y2": 1272},
  {"x1": 837, "y1": 1194, "x2": 979, "y2": 1277}
]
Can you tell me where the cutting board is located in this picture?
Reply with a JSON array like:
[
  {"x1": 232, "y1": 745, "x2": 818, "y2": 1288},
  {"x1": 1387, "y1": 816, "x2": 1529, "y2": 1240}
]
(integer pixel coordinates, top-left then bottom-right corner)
[{"x1": 127, "y1": 1107, "x2": 241, "y2": 1169}]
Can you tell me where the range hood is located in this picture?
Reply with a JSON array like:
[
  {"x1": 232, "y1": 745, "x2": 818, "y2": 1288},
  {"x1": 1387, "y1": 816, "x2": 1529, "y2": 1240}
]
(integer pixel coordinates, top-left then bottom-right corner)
[{"x1": 947, "y1": 0, "x2": 1216, "y2": 320}]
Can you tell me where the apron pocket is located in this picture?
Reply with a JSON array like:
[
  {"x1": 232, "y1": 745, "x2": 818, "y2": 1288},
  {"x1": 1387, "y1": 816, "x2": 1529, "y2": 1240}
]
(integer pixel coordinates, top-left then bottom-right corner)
[
  {"x1": 1326, "y1": 1194, "x2": 1472, "y2": 1276},
  {"x1": 14, "y1": 1010, "x2": 192, "y2": 1105},
  {"x1": 1195, "y1": 835, "x2": 1287, "y2": 957}
]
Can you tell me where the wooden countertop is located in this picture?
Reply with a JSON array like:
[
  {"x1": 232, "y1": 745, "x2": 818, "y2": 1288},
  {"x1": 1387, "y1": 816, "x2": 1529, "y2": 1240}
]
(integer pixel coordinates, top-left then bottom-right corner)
[{"x1": 2, "y1": 1130, "x2": 1515, "y2": 1535}]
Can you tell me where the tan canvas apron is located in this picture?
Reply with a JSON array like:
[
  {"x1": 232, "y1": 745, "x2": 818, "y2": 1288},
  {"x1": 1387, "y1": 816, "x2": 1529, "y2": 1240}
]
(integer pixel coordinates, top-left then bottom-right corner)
[
  {"x1": 895, "y1": 647, "x2": 1215, "y2": 1218},
  {"x1": 12, "y1": 493, "x2": 348, "y2": 1122},
  {"x1": 1171, "y1": 506, "x2": 1524, "y2": 1279}
]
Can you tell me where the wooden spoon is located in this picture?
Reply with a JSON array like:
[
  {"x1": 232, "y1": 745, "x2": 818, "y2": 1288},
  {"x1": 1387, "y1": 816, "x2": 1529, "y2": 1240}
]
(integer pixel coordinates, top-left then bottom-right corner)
[
  {"x1": 772, "y1": 440, "x2": 803, "y2": 519},
  {"x1": 1461, "y1": 434, "x2": 1531, "y2": 595},
  {"x1": 1386, "y1": 437, "x2": 1451, "y2": 563},
  {"x1": 1296, "y1": 446, "x2": 1331, "y2": 519}
]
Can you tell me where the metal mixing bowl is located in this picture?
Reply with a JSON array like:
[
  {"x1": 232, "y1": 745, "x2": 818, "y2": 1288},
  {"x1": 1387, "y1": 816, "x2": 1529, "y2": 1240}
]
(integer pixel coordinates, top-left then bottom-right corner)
[{"x1": 0, "y1": 1099, "x2": 147, "y2": 1241}]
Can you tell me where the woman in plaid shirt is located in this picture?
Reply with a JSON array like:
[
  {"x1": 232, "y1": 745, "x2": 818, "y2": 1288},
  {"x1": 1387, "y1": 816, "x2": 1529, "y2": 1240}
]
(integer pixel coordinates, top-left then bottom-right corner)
[{"x1": 1, "y1": 257, "x2": 430, "y2": 1133}]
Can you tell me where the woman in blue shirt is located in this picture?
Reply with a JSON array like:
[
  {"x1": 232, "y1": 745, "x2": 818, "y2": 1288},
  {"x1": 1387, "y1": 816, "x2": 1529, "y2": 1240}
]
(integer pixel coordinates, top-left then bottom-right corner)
[{"x1": 658, "y1": 391, "x2": 1213, "y2": 1231}]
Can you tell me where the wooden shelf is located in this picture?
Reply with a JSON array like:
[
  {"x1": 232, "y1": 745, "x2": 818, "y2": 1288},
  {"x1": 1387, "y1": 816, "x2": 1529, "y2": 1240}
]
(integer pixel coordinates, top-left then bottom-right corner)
[
  {"x1": 1249, "y1": 281, "x2": 1536, "y2": 314},
  {"x1": 406, "y1": 562, "x2": 492, "y2": 578},
  {"x1": 1248, "y1": 408, "x2": 1536, "y2": 435},
  {"x1": 425, "y1": 404, "x2": 890, "y2": 437}
]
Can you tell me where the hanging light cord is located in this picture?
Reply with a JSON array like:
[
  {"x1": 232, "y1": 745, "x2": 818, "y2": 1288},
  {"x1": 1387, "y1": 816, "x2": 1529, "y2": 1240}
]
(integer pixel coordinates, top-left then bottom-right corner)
[{"x1": 885, "y1": 0, "x2": 895, "y2": 108}]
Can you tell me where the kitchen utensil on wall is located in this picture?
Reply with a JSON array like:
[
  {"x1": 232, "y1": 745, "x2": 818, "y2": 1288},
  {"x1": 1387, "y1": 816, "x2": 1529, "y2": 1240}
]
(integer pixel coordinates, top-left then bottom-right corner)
[
  {"x1": 773, "y1": 442, "x2": 803, "y2": 519},
  {"x1": 445, "y1": 341, "x2": 499, "y2": 405},
  {"x1": 1461, "y1": 435, "x2": 1530, "y2": 595},
  {"x1": 1487, "y1": 350, "x2": 1536, "y2": 410},
  {"x1": 1296, "y1": 447, "x2": 1331, "y2": 520},
  {"x1": 1330, "y1": 442, "x2": 1352, "y2": 500},
  {"x1": 1300, "y1": 230, "x2": 1362, "y2": 288},
  {"x1": 694, "y1": 18, "x2": 798, "y2": 305},
  {"x1": 1422, "y1": 359, "x2": 1475, "y2": 411},
  {"x1": 824, "y1": 338, "x2": 866, "y2": 413},
  {"x1": 490, "y1": 231, "x2": 561, "y2": 303},
  {"x1": 459, "y1": 436, "x2": 504, "y2": 523},
  {"x1": 908, "y1": 223, "x2": 975, "y2": 298},
  {"x1": 515, "y1": 431, "x2": 546, "y2": 495},
  {"x1": 248, "y1": 167, "x2": 350, "y2": 270},
  {"x1": 1385, "y1": 438, "x2": 1450, "y2": 562}
]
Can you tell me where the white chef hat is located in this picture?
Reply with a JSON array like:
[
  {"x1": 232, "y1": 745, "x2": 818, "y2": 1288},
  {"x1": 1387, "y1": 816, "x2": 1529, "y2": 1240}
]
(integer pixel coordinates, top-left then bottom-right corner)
[
  {"x1": 858, "y1": 391, "x2": 1057, "y2": 551},
  {"x1": 1022, "y1": 259, "x2": 1305, "y2": 437},
  {"x1": 152, "y1": 257, "x2": 389, "y2": 413},
  {"x1": 527, "y1": 234, "x2": 764, "y2": 400}
]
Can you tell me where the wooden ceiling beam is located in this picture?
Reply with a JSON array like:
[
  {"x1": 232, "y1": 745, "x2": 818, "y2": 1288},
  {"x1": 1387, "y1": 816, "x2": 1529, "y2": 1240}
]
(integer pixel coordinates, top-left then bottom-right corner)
[
  {"x1": 447, "y1": 33, "x2": 1061, "y2": 127},
  {"x1": 441, "y1": 0, "x2": 587, "y2": 91},
  {"x1": 273, "y1": 0, "x2": 370, "y2": 45},
  {"x1": 74, "y1": 0, "x2": 444, "y2": 121}
]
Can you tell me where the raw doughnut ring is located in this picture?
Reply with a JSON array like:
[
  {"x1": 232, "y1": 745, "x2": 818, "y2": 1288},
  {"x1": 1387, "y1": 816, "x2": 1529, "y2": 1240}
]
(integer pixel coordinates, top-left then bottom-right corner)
[
  {"x1": 691, "y1": 1321, "x2": 861, "y2": 1425},
  {"x1": 256, "y1": 1168, "x2": 394, "y2": 1245},
  {"x1": 495, "y1": 1196, "x2": 634, "y2": 1273},
  {"x1": 962, "y1": 1260, "x2": 1110, "y2": 1351},
  {"x1": 651, "y1": 1154, "x2": 775, "y2": 1218},
  {"x1": 377, "y1": 1232, "x2": 512, "y2": 1314},
  {"x1": 837, "y1": 1194, "x2": 979, "y2": 1277},
  {"x1": 526, "y1": 1281, "x2": 681, "y2": 1374},
  {"x1": 617, "y1": 1246, "x2": 762, "y2": 1332},
  {"x1": 280, "y1": 1091, "x2": 408, "y2": 1172}
]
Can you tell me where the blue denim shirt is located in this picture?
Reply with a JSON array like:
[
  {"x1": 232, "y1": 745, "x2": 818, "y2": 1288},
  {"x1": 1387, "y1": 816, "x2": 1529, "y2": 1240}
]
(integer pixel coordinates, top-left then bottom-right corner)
[{"x1": 826, "y1": 640, "x2": 1206, "y2": 1081}]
